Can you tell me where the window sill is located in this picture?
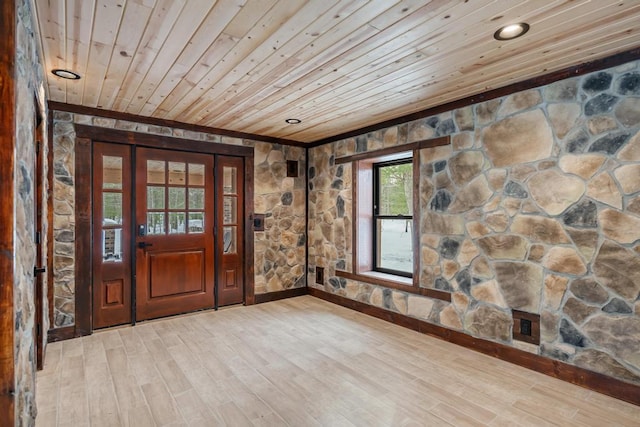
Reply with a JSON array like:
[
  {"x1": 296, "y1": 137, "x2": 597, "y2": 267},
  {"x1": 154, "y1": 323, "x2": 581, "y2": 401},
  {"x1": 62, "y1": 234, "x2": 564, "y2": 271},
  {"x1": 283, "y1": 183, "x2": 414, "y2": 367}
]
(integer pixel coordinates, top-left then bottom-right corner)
[{"x1": 335, "y1": 270, "x2": 451, "y2": 302}]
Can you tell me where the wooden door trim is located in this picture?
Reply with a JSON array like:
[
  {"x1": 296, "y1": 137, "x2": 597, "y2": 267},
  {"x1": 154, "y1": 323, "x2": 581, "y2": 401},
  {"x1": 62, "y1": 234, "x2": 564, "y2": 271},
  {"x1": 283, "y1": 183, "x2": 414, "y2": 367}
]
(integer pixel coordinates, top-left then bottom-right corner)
[
  {"x1": 69, "y1": 127, "x2": 255, "y2": 337},
  {"x1": 75, "y1": 138, "x2": 93, "y2": 336},
  {"x1": 75, "y1": 124, "x2": 253, "y2": 156},
  {"x1": 244, "y1": 155, "x2": 255, "y2": 305},
  {"x1": 0, "y1": 0, "x2": 16, "y2": 421}
]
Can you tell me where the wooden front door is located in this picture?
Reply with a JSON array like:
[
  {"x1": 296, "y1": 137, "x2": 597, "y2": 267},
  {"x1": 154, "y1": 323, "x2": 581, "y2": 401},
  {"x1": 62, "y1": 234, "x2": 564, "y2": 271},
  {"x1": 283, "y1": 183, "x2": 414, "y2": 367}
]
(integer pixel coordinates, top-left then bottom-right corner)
[
  {"x1": 135, "y1": 147, "x2": 215, "y2": 321},
  {"x1": 215, "y1": 156, "x2": 245, "y2": 306}
]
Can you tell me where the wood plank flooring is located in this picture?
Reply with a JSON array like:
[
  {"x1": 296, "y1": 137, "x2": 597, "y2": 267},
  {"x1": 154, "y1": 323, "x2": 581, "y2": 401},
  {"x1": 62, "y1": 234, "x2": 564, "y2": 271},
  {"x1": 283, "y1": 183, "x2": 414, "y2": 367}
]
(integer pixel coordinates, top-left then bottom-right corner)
[{"x1": 36, "y1": 296, "x2": 640, "y2": 426}]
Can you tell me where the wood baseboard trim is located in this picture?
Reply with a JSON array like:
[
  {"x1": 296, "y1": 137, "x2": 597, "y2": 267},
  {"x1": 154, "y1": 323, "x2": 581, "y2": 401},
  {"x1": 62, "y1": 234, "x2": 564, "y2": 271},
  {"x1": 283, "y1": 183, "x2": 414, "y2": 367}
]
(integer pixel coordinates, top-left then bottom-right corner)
[
  {"x1": 255, "y1": 287, "x2": 308, "y2": 304},
  {"x1": 47, "y1": 326, "x2": 87, "y2": 343},
  {"x1": 308, "y1": 287, "x2": 640, "y2": 407}
]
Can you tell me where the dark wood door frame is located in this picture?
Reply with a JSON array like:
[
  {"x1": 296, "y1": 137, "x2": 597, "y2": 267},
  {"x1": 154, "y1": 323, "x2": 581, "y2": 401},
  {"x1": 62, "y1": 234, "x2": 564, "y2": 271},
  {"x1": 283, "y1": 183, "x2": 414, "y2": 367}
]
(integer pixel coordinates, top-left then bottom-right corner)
[{"x1": 56, "y1": 125, "x2": 255, "y2": 338}]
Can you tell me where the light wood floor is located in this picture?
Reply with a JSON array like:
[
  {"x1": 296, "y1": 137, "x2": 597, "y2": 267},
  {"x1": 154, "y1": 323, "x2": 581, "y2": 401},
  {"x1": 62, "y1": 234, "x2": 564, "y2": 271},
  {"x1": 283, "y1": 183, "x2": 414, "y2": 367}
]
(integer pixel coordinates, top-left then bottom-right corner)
[{"x1": 36, "y1": 296, "x2": 640, "y2": 426}]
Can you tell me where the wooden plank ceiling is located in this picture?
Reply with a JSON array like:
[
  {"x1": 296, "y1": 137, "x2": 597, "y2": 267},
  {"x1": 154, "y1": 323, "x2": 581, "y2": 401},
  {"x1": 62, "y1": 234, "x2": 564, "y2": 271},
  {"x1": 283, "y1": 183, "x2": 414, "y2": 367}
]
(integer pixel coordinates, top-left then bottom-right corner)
[{"x1": 34, "y1": 0, "x2": 640, "y2": 143}]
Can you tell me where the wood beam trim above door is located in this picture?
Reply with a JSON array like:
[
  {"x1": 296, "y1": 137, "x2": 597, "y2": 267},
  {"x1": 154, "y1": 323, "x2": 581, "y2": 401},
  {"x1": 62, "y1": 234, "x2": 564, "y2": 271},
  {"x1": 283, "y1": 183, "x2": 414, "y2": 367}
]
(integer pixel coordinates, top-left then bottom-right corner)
[
  {"x1": 48, "y1": 101, "x2": 306, "y2": 147},
  {"x1": 74, "y1": 124, "x2": 254, "y2": 157}
]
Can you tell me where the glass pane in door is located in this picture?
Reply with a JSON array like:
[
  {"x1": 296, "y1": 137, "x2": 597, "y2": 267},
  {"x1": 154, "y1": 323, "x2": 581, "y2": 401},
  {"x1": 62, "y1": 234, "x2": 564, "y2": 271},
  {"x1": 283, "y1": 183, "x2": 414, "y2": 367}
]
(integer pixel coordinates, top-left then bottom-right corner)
[
  {"x1": 223, "y1": 167, "x2": 236, "y2": 194},
  {"x1": 103, "y1": 156, "x2": 122, "y2": 189},
  {"x1": 223, "y1": 197, "x2": 237, "y2": 224},
  {"x1": 223, "y1": 226, "x2": 236, "y2": 254},
  {"x1": 147, "y1": 160, "x2": 165, "y2": 184}
]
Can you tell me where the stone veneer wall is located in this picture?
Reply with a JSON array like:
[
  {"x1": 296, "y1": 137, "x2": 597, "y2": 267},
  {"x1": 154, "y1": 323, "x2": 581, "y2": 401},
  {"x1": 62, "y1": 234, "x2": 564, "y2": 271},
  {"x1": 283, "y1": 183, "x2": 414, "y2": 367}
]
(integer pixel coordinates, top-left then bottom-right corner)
[
  {"x1": 308, "y1": 60, "x2": 640, "y2": 386},
  {"x1": 51, "y1": 113, "x2": 306, "y2": 328},
  {"x1": 14, "y1": 0, "x2": 48, "y2": 423}
]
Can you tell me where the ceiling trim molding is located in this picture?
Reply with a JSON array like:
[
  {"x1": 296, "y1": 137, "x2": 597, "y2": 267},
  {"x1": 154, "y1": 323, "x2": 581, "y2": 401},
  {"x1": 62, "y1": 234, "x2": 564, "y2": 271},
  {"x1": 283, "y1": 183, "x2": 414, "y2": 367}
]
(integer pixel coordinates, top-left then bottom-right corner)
[
  {"x1": 47, "y1": 101, "x2": 307, "y2": 147},
  {"x1": 309, "y1": 46, "x2": 640, "y2": 147}
]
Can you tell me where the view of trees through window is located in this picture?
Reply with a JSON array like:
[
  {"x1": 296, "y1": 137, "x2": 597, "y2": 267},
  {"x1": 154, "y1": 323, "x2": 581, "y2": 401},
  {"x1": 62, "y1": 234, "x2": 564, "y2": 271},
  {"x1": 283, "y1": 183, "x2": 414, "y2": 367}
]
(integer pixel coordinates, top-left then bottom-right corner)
[{"x1": 375, "y1": 161, "x2": 413, "y2": 276}]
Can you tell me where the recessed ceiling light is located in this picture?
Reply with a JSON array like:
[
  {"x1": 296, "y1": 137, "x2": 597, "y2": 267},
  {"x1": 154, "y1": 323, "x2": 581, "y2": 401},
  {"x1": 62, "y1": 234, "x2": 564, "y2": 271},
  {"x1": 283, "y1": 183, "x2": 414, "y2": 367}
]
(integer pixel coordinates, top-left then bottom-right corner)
[
  {"x1": 493, "y1": 23, "x2": 530, "y2": 41},
  {"x1": 51, "y1": 69, "x2": 81, "y2": 80},
  {"x1": 285, "y1": 118, "x2": 301, "y2": 124}
]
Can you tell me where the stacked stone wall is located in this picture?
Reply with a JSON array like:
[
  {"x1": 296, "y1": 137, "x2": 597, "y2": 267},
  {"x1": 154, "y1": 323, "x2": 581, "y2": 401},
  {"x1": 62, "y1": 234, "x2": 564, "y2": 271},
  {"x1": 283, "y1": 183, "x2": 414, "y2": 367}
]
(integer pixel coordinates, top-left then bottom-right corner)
[
  {"x1": 14, "y1": 0, "x2": 48, "y2": 424},
  {"x1": 51, "y1": 114, "x2": 306, "y2": 327},
  {"x1": 309, "y1": 60, "x2": 640, "y2": 385}
]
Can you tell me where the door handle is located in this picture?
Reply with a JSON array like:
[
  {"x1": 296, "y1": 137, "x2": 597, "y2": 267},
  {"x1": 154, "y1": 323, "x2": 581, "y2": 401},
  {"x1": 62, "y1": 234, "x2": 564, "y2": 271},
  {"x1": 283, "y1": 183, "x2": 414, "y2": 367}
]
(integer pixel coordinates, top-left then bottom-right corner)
[{"x1": 138, "y1": 242, "x2": 153, "y2": 249}]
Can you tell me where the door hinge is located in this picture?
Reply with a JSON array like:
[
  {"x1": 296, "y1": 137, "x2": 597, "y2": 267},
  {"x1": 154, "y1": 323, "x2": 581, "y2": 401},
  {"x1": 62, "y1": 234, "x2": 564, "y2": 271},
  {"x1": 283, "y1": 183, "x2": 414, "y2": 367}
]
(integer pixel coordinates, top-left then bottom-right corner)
[
  {"x1": 35, "y1": 231, "x2": 41, "y2": 245},
  {"x1": 36, "y1": 324, "x2": 41, "y2": 338}
]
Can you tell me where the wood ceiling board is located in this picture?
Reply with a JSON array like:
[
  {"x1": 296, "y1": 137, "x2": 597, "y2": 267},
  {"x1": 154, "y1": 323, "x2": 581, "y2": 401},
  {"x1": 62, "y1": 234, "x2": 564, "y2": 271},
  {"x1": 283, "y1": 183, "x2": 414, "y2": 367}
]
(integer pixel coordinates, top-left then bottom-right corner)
[
  {"x1": 35, "y1": 0, "x2": 640, "y2": 143},
  {"x1": 96, "y1": 1, "x2": 154, "y2": 110},
  {"x1": 110, "y1": 0, "x2": 188, "y2": 111},
  {"x1": 139, "y1": 0, "x2": 249, "y2": 117}
]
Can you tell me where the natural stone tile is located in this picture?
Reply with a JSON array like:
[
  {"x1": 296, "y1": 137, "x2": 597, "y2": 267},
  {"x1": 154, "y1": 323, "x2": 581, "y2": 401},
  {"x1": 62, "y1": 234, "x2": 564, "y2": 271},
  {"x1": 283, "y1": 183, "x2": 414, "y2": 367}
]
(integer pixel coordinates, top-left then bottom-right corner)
[
  {"x1": 588, "y1": 131, "x2": 632, "y2": 155},
  {"x1": 504, "y1": 181, "x2": 527, "y2": 198},
  {"x1": 477, "y1": 235, "x2": 528, "y2": 260},
  {"x1": 494, "y1": 261, "x2": 543, "y2": 312},
  {"x1": 574, "y1": 349, "x2": 640, "y2": 385},
  {"x1": 457, "y1": 239, "x2": 479, "y2": 267},
  {"x1": 485, "y1": 210, "x2": 509, "y2": 232},
  {"x1": 562, "y1": 200, "x2": 597, "y2": 228},
  {"x1": 587, "y1": 116, "x2": 617, "y2": 135},
  {"x1": 482, "y1": 195, "x2": 501, "y2": 212},
  {"x1": 442, "y1": 260, "x2": 460, "y2": 280},
  {"x1": 421, "y1": 246, "x2": 439, "y2": 266},
  {"x1": 599, "y1": 208, "x2": 640, "y2": 244},
  {"x1": 482, "y1": 109, "x2": 553, "y2": 167},
  {"x1": 466, "y1": 221, "x2": 490, "y2": 238},
  {"x1": 408, "y1": 120, "x2": 436, "y2": 143},
  {"x1": 559, "y1": 318, "x2": 589, "y2": 347},
  {"x1": 528, "y1": 169, "x2": 585, "y2": 215},
  {"x1": 617, "y1": 129, "x2": 640, "y2": 161},
  {"x1": 452, "y1": 292, "x2": 469, "y2": 312},
  {"x1": 563, "y1": 297, "x2": 598, "y2": 325},
  {"x1": 454, "y1": 106, "x2": 474, "y2": 131},
  {"x1": 499, "y1": 90, "x2": 542, "y2": 117},
  {"x1": 475, "y1": 99, "x2": 501, "y2": 125},
  {"x1": 528, "y1": 244, "x2": 545, "y2": 261},
  {"x1": 614, "y1": 97, "x2": 640, "y2": 127},
  {"x1": 544, "y1": 78, "x2": 578, "y2": 102},
  {"x1": 544, "y1": 274, "x2": 569, "y2": 310},
  {"x1": 392, "y1": 291, "x2": 408, "y2": 314},
  {"x1": 420, "y1": 144, "x2": 452, "y2": 163},
  {"x1": 586, "y1": 172, "x2": 623, "y2": 209},
  {"x1": 613, "y1": 164, "x2": 640, "y2": 194},
  {"x1": 584, "y1": 93, "x2": 618, "y2": 116},
  {"x1": 434, "y1": 277, "x2": 452, "y2": 291},
  {"x1": 510, "y1": 164, "x2": 537, "y2": 181},
  {"x1": 422, "y1": 212, "x2": 465, "y2": 235},
  {"x1": 452, "y1": 132, "x2": 474, "y2": 150},
  {"x1": 370, "y1": 288, "x2": 384, "y2": 307},
  {"x1": 558, "y1": 153, "x2": 605, "y2": 179},
  {"x1": 471, "y1": 256, "x2": 493, "y2": 279},
  {"x1": 503, "y1": 197, "x2": 522, "y2": 217},
  {"x1": 594, "y1": 241, "x2": 640, "y2": 301},
  {"x1": 542, "y1": 246, "x2": 587, "y2": 275},
  {"x1": 449, "y1": 151, "x2": 484, "y2": 186},
  {"x1": 548, "y1": 103, "x2": 580, "y2": 139},
  {"x1": 570, "y1": 278, "x2": 609, "y2": 306},
  {"x1": 615, "y1": 71, "x2": 640, "y2": 95},
  {"x1": 464, "y1": 304, "x2": 511, "y2": 341},
  {"x1": 511, "y1": 215, "x2": 570, "y2": 244},
  {"x1": 582, "y1": 72, "x2": 613, "y2": 93},
  {"x1": 439, "y1": 305, "x2": 462, "y2": 329},
  {"x1": 537, "y1": 159, "x2": 557, "y2": 170},
  {"x1": 448, "y1": 175, "x2": 493, "y2": 213},
  {"x1": 565, "y1": 128, "x2": 591, "y2": 153},
  {"x1": 471, "y1": 279, "x2": 507, "y2": 308},
  {"x1": 540, "y1": 310, "x2": 560, "y2": 343},
  {"x1": 407, "y1": 296, "x2": 434, "y2": 320},
  {"x1": 486, "y1": 168, "x2": 507, "y2": 190},
  {"x1": 566, "y1": 228, "x2": 599, "y2": 262},
  {"x1": 584, "y1": 315, "x2": 640, "y2": 370},
  {"x1": 602, "y1": 298, "x2": 633, "y2": 314}
]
